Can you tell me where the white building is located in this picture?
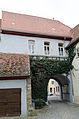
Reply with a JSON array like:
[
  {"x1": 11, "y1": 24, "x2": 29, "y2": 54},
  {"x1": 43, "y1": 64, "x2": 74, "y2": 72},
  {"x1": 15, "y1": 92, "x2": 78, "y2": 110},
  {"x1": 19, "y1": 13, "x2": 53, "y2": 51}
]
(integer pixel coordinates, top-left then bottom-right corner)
[{"x1": 48, "y1": 79, "x2": 61, "y2": 101}]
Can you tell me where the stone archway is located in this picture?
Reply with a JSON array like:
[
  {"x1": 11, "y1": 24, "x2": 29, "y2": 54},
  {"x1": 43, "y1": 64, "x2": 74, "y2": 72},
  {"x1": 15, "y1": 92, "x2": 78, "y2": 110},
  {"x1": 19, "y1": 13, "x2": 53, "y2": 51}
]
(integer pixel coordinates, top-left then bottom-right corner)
[
  {"x1": 30, "y1": 56, "x2": 74, "y2": 103},
  {"x1": 31, "y1": 73, "x2": 73, "y2": 103},
  {"x1": 51, "y1": 74, "x2": 73, "y2": 102}
]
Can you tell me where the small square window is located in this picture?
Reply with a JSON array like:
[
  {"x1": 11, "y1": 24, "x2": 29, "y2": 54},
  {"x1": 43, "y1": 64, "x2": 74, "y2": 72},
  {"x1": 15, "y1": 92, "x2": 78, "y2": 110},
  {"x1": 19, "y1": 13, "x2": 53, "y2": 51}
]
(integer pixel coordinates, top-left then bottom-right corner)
[{"x1": 51, "y1": 81, "x2": 54, "y2": 84}]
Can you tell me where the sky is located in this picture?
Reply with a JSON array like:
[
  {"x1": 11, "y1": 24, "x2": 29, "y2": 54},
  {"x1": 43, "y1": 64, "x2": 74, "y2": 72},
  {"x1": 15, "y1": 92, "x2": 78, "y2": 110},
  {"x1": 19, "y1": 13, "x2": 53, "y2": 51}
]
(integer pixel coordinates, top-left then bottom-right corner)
[{"x1": 0, "y1": 0, "x2": 79, "y2": 28}]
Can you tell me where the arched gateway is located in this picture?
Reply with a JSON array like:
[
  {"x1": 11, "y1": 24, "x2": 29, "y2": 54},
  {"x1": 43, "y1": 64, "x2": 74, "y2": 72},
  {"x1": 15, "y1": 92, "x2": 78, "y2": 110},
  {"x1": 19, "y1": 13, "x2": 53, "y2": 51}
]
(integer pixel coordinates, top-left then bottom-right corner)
[
  {"x1": 47, "y1": 74, "x2": 73, "y2": 102},
  {"x1": 30, "y1": 56, "x2": 74, "y2": 103}
]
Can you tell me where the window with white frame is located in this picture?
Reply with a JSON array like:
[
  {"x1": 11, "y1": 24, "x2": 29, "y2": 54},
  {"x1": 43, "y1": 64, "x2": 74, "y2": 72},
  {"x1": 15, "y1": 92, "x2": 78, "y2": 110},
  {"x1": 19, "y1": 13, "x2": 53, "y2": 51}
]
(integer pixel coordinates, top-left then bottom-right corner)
[
  {"x1": 28, "y1": 40, "x2": 35, "y2": 54},
  {"x1": 58, "y1": 43, "x2": 64, "y2": 56},
  {"x1": 44, "y1": 42, "x2": 50, "y2": 55}
]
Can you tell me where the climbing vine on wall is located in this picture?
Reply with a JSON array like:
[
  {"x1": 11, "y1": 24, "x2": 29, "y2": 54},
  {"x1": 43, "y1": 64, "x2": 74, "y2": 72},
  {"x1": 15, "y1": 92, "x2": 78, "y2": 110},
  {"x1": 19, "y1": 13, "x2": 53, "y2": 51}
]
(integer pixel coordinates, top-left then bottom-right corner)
[
  {"x1": 67, "y1": 45, "x2": 76, "y2": 63},
  {"x1": 30, "y1": 46, "x2": 76, "y2": 101}
]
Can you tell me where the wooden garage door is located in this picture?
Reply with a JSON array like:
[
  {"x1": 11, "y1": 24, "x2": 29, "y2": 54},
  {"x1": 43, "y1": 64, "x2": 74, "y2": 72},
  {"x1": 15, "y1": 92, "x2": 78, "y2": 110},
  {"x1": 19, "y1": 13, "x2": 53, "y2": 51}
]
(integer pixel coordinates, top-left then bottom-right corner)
[{"x1": 0, "y1": 88, "x2": 21, "y2": 116}]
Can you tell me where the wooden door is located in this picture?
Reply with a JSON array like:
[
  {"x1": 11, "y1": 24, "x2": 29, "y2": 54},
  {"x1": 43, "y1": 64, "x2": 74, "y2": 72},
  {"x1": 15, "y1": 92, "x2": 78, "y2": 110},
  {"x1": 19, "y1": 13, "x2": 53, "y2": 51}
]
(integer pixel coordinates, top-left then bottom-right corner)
[{"x1": 0, "y1": 88, "x2": 21, "y2": 116}]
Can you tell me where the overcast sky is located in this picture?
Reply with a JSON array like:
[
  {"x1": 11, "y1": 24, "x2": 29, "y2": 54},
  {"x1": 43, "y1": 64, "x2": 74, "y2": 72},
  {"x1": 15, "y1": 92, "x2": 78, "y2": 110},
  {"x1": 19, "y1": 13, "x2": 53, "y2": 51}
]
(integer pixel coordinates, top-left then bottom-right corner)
[{"x1": 0, "y1": 0, "x2": 79, "y2": 28}]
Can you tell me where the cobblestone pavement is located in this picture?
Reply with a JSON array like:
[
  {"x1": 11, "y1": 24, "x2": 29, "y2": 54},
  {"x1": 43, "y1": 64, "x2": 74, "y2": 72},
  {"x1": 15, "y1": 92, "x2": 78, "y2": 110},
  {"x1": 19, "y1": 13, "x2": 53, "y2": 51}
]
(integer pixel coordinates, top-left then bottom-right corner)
[{"x1": 31, "y1": 101, "x2": 79, "y2": 119}]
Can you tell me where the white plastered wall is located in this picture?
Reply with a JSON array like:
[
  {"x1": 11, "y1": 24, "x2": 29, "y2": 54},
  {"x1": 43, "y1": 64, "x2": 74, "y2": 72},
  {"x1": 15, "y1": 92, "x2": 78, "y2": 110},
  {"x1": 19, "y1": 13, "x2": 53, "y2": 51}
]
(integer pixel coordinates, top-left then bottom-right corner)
[{"x1": 71, "y1": 43, "x2": 79, "y2": 104}]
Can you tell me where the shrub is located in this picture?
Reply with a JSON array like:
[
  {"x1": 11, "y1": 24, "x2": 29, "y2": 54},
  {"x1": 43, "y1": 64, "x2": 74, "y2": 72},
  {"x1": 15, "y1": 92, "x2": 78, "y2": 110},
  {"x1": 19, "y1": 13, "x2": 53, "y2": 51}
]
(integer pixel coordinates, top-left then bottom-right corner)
[{"x1": 35, "y1": 99, "x2": 46, "y2": 109}]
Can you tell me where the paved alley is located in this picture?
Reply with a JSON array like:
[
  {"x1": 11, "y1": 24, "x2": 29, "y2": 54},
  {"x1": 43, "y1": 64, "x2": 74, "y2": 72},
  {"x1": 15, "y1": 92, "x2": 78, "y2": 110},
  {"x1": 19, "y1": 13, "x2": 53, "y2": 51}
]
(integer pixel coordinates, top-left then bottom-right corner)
[{"x1": 31, "y1": 101, "x2": 79, "y2": 119}]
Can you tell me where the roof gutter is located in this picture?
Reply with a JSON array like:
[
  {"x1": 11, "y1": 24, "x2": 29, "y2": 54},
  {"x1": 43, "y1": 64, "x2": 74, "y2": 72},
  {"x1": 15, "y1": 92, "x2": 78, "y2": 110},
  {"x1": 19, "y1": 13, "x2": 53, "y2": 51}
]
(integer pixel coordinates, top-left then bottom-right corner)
[
  {"x1": 0, "y1": 74, "x2": 30, "y2": 80},
  {"x1": 1, "y1": 28, "x2": 72, "y2": 40},
  {"x1": 0, "y1": 74, "x2": 30, "y2": 78}
]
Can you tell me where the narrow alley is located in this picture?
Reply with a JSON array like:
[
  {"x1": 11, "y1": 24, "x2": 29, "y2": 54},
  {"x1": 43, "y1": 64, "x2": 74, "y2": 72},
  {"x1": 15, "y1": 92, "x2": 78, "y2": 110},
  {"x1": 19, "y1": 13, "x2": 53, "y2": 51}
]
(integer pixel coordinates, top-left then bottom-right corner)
[{"x1": 30, "y1": 101, "x2": 79, "y2": 119}]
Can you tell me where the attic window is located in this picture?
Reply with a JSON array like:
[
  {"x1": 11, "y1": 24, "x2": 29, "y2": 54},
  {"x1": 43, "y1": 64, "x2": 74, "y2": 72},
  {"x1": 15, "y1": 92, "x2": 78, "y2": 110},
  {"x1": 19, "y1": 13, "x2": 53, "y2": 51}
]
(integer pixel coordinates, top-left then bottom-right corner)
[{"x1": 12, "y1": 21, "x2": 15, "y2": 25}]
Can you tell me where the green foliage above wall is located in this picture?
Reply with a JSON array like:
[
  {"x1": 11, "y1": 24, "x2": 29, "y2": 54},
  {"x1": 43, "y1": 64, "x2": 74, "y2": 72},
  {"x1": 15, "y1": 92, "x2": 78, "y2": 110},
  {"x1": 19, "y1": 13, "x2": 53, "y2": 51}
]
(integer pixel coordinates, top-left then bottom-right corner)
[{"x1": 30, "y1": 46, "x2": 75, "y2": 101}]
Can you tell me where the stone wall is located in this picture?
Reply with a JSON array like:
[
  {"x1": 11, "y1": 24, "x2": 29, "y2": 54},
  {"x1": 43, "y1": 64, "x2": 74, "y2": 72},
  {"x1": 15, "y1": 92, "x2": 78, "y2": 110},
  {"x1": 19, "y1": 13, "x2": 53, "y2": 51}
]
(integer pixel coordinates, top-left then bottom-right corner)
[{"x1": 27, "y1": 78, "x2": 32, "y2": 110}]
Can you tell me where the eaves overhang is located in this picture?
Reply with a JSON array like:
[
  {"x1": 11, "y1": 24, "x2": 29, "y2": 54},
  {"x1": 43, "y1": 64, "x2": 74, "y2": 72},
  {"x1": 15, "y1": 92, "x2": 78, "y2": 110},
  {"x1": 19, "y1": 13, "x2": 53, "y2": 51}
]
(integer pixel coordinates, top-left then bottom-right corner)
[
  {"x1": 66, "y1": 37, "x2": 79, "y2": 50},
  {"x1": 1, "y1": 29, "x2": 72, "y2": 41},
  {"x1": 0, "y1": 74, "x2": 30, "y2": 80}
]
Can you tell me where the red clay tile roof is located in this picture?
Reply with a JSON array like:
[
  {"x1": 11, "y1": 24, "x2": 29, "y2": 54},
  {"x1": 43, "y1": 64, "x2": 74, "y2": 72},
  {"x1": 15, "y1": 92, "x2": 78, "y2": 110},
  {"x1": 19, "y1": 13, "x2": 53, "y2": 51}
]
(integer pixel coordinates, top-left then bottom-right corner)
[
  {"x1": 0, "y1": 53, "x2": 30, "y2": 76},
  {"x1": 66, "y1": 24, "x2": 79, "y2": 49},
  {"x1": 1, "y1": 11, "x2": 72, "y2": 37},
  {"x1": 70, "y1": 24, "x2": 79, "y2": 42}
]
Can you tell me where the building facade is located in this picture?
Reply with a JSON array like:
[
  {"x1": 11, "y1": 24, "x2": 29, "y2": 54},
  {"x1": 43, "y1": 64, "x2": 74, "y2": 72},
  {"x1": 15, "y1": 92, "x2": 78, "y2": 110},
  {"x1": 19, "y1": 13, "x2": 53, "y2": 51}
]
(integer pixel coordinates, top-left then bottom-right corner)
[
  {"x1": 66, "y1": 25, "x2": 79, "y2": 104},
  {"x1": 0, "y1": 11, "x2": 79, "y2": 108},
  {"x1": 48, "y1": 79, "x2": 61, "y2": 101},
  {"x1": 0, "y1": 33, "x2": 70, "y2": 57},
  {"x1": 0, "y1": 11, "x2": 71, "y2": 57},
  {"x1": 0, "y1": 53, "x2": 31, "y2": 116},
  {"x1": 0, "y1": 11, "x2": 74, "y2": 104}
]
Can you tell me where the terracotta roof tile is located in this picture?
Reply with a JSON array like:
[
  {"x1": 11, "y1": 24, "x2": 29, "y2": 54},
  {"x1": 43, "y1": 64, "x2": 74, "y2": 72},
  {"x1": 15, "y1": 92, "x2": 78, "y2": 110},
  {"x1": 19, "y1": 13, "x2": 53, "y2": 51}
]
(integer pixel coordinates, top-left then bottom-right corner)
[
  {"x1": 0, "y1": 53, "x2": 30, "y2": 76},
  {"x1": 70, "y1": 24, "x2": 79, "y2": 42},
  {"x1": 65, "y1": 25, "x2": 79, "y2": 48},
  {"x1": 1, "y1": 11, "x2": 72, "y2": 37}
]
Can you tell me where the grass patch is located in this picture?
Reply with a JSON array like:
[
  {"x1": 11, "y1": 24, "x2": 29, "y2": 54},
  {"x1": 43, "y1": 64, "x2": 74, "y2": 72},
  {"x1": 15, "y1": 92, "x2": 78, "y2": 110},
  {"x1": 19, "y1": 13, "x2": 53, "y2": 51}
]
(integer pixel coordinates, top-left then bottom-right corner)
[{"x1": 28, "y1": 108, "x2": 38, "y2": 117}]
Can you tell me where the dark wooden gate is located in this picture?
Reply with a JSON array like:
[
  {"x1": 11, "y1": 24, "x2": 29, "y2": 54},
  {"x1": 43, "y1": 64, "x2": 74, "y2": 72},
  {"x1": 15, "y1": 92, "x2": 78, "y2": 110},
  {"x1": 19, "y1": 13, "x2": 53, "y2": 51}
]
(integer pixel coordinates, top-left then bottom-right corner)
[{"x1": 0, "y1": 88, "x2": 21, "y2": 116}]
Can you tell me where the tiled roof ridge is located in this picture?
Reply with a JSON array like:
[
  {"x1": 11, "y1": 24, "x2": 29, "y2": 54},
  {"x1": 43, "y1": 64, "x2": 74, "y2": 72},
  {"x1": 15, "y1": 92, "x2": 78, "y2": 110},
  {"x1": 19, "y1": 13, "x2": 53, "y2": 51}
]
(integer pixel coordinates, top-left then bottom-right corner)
[
  {"x1": 2, "y1": 11, "x2": 56, "y2": 21},
  {"x1": 2, "y1": 11, "x2": 71, "y2": 30}
]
